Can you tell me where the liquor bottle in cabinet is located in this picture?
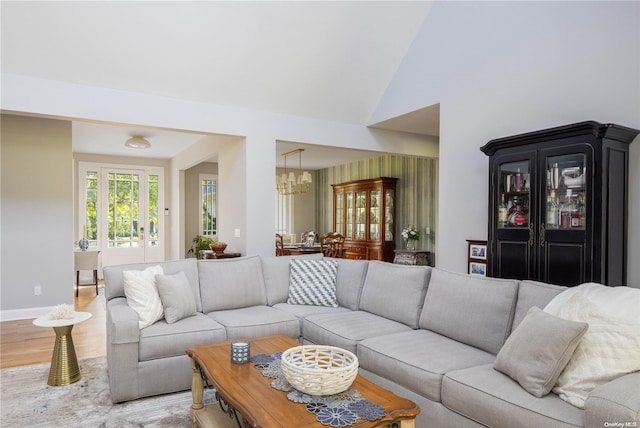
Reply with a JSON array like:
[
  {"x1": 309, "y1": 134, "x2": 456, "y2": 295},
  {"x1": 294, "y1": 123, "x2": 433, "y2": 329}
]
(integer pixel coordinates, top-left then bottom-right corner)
[{"x1": 481, "y1": 121, "x2": 639, "y2": 286}]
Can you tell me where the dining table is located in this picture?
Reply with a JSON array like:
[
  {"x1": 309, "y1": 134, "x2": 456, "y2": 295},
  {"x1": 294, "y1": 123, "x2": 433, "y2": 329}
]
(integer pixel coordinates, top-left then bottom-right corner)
[{"x1": 284, "y1": 244, "x2": 322, "y2": 255}]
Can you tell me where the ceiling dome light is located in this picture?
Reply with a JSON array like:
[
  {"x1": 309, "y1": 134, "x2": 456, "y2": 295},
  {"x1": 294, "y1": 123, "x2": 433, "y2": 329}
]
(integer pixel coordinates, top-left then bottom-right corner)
[{"x1": 125, "y1": 136, "x2": 151, "y2": 149}]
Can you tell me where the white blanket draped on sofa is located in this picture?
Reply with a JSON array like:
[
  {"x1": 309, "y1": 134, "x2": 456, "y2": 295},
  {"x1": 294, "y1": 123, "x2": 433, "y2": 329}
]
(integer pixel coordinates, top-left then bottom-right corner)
[{"x1": 544, "y1": 283, "x2": 640, "y2": 408}]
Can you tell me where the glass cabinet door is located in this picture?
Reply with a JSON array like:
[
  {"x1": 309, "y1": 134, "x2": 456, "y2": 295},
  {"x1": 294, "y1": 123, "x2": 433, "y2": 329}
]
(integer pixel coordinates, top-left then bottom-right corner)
[
  {"x1": 355, "y1": 191, "x2": 366, "y2": 239},
  {"x1": 369, "y1": 190, "x2": 380, "y2": 241},
  {"x1": 545, "y1": 154, "x2": 586, "y2": 230},
  {"x1": 346, "y1": 192, "x2": 354, "y2": 239},
  {"x1": 497, "y1": 161, "x2": 531, "y2": 228},
  {"x1": 335, "y1": 193, "x2": 344, "y2": 235},
  {"x1": 384, "y1": 189, "x2": 394, "y2": 242}
]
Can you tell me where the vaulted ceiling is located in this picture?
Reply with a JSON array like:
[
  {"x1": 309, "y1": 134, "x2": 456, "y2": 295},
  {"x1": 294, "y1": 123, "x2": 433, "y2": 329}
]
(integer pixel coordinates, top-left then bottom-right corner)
[{"x1": 1, "y1": 1, "x2": 437, "y2": 165}]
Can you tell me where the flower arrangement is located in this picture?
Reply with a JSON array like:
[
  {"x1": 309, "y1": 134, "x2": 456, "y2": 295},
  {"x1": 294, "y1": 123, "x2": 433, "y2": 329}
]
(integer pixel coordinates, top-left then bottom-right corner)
[
  {"x1": 49, "y1": 303, "x2": 75, "y2": 320},
  {"x1": 401, "y1": 225, "x2": 420, "y2": 241}
]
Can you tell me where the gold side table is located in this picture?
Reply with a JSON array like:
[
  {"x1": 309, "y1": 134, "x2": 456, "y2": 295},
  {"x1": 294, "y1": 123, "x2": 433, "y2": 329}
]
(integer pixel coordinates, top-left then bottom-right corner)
[{"x1": 33, "y1": 311, "x2": 92, "y2": 386}]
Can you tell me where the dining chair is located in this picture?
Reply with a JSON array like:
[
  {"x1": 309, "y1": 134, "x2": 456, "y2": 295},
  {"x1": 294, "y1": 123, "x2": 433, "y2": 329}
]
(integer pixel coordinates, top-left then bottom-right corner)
[
  {"x1": 74, "y1": 250, "x2": 100, "y2": 296},
  {"x1": 320, "y1": 232, "x2": 345, "y2": 258},
  {"x1": 275, "y1": 233, "x2": 290, "y2": 256}
]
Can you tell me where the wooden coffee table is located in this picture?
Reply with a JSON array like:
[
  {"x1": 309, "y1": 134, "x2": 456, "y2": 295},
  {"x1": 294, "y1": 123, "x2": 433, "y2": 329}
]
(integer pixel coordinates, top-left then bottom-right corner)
[{"x1": 186, "y1": 334, "x2": 419, "y2": 428}]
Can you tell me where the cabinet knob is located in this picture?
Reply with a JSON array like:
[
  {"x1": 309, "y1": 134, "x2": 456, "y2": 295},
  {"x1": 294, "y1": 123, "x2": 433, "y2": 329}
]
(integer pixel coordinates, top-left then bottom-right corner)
[{"x1": 539, "y1": 223, "x2": 546, "y2": 247}]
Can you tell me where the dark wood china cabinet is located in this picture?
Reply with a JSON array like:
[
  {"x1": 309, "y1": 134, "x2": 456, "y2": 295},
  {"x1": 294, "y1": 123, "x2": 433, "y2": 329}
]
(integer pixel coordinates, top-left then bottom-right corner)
[
  {"x1": 481, "y1": 121, "x2": 639, "y2": 286},
  {"x1": 332, "y1": 177, "x2": 398, "y2": 262}
]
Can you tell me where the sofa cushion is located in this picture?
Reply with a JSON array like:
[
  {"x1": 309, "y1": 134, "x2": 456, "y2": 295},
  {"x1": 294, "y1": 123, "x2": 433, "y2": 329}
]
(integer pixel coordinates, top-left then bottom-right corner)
[
  {"x1": 139, "y1": 313, "x2": 227, "y2": 361},
  {"x1": 333, "y1": 258, "x2": 368, "y2": 310},
  {"x1": 123, "y1": 265, "x2": 165, "y2": 329},
  {"x1": 199, "y1": 256, "x2": 267, "y2": 312},
  {"x1": 420, "y1": 268, "x2": 518, "y2": 354},
  {"x1": 442, "y1": 364, "x2": 584, "y2": 428},
  {"x1": 513, "y1": 280, "x2": 567, "y2": 330},
  {"x1": 273, "y1": 303, "x2": 351, "y2": 318},
  {"x1": 302, "y1": 310, "x2": 412, "y2": 354},
  {"x1": 273, "y1": 303, "x2": 351, "y2": 334},
  {"x1": 155, "y1": 271, "x2": 198, "y2": 324},
  {"x1": 261, "y1": 254, "x2": 325, "y2": 305},
  {"x1": 494, "y1": 307, "x2": 588, "y2": 398},
  {"x1": 359, "y1": 261, "x2": 430, "y2": 328},
  {"x1": 287, "y1": 259, "x2": 338, "y2": 307},
  {"x1": 357, "y1": 329, "x2": 495, "y2": 403},
  {"x1": 104, "y1": 259, "x2": 202, "y2": 311},
  {"x1": 585, "y1": 372, "x2": 640, "y2": 428},
  {"x1": 207, "y1": 306, "x2": 300, "y2": 340}
]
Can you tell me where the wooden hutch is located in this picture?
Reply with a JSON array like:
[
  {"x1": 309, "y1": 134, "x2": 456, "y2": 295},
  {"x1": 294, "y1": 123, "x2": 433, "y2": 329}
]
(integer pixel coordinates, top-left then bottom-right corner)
[{"x1": 332, "y1": 177, "x2": 397, "y2": 262}]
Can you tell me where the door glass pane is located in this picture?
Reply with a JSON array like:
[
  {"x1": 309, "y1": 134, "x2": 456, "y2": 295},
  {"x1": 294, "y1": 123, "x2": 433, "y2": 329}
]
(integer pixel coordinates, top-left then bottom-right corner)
[
  {"x1": 498, "y1": 161, "x2": 530, "y2": 228},
  {"x1": 369, "y1": 190, "x2": 380, "y2": 240},
  {"x1": 84, "y1": 171, "x2": 98, "y2": 247},
  {"x1": 546, "y1": 154, "x2": 586, "y2": 229},
  {"x1": 148, "y1": 175, "x2": 159, "y2": 247},
  {"x1": 108, "y1": 173, "x2": 140, "y2": 248},
  {"x1": 355, "y1": 191, "x2": 366, "y2": 239},
  {"x1": 346, "y1": 193, "x2": 353, "y2": 238},
  {"x1": 335, "y1": 193, "x2": 344, "y2": 235},
  {"x1": 384, "y1": 189, "x2": 394, "y2": 241}
]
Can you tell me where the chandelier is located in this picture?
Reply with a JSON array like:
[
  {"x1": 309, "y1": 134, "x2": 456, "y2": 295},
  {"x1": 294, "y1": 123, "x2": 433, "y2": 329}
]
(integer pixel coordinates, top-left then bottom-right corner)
[{"x1": 276, "y1": 149, "x2": 312, "y2": 195}]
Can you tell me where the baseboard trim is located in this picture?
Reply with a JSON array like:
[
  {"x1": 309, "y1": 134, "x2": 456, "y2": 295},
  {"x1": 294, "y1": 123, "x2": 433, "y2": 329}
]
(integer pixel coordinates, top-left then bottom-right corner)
[{"x1": 0, "y1": 306, "x2": 54, "y2": 322}]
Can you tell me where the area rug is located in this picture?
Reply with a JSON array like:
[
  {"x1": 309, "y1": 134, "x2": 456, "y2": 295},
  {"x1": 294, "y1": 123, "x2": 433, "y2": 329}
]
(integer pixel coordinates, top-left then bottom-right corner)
[{"x1": 0, "y1": 357, "x2": 236, "y2": 427}]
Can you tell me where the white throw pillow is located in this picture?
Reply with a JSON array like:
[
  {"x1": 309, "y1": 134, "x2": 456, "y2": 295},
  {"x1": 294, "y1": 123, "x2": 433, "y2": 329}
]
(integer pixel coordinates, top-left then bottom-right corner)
[
  {"x1": 545, "y1": 284, "x2": 640, "y2": 408},
  {"x1": 288, "y1": 259, "x2": 338, "y2": 307},
  {"x1": 123, "y1": 265, "x2": 165, "y2": 329}
]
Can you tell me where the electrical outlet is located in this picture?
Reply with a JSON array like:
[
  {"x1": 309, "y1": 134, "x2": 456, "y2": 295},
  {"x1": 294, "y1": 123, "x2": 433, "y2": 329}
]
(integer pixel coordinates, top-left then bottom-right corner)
[{"x1": 34, "y1": 285, "x2": 42, "y2": 296}]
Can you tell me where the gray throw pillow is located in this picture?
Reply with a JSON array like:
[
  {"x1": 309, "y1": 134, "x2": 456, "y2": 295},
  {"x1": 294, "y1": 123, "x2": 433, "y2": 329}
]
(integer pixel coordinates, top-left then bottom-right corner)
[
  {"x1": 155, "y1": 271, "x2": 197, "y2": 324},
  {"x1": 494, "y1": 306, "x2": 588, "y2": 397}
]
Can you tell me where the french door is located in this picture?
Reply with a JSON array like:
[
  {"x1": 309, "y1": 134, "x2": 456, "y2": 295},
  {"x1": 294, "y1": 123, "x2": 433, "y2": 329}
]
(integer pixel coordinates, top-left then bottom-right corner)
[{"x1": 78, "y1": 163, "x2": 163, "y2": 268}]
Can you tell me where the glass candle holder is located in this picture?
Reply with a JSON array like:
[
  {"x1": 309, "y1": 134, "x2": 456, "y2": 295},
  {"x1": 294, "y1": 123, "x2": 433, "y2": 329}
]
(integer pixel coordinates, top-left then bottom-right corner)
[{"x1": 231, "y1": 342, "x2": 250, "y2": 364}]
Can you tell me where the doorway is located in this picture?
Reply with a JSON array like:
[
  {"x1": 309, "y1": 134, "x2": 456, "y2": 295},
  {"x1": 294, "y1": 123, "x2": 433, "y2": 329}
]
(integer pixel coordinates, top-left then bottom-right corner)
[{"x1": 78, "y1": 162, "x2": 164, "y2": 268}]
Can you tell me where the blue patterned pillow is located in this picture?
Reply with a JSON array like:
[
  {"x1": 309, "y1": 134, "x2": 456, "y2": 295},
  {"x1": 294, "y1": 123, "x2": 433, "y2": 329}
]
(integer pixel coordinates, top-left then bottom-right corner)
[{"x1": 288, "y1": 259, "x2": 338, "y2": 307}]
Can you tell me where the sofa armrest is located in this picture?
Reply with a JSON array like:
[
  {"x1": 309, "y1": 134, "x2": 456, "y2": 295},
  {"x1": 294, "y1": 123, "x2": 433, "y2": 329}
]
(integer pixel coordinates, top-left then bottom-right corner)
[
  {"x1": 106, "y1": 297, "x2": 140, "y2": 344},
  {"x1": 585, "y1": 371, "x2": 640, "y2": 428}
]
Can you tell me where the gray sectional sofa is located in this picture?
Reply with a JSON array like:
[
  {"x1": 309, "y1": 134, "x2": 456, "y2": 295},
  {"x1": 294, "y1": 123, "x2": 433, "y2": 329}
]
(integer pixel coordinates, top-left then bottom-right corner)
[{"x1": 103, "y1": 254, "x2": 640, "y2": 427}]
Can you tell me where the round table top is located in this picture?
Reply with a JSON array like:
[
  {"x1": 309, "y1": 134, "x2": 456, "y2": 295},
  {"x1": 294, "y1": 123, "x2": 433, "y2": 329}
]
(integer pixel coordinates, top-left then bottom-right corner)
[{"x1": 33, "y1": 311, "x2": 92, "y2": 328}]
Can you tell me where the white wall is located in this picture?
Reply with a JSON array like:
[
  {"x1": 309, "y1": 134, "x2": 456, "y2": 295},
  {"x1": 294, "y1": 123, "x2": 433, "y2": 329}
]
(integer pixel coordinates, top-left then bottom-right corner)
[
  {"x1": 1, "y1": 74, "x2": 431, "y2": 263},
  {"x1": 1, "y1": 115, "x2": 74, "y2": 319},
  {"x1": 372, "y1": 1, "x2": 640, "y2": 283}
]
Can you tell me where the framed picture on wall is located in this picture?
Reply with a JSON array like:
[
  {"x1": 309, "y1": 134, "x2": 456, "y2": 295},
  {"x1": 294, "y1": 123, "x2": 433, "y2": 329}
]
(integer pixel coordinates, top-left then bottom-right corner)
[
  {"x1": 469, "y1": 243, "x2": 487, "y2": 260},
  {"x1": 469, "y1": 261, "x2": 487, "y2": 276},
  {"x1": 467, "y1": 240, "x2": 488, "y2": 276}
]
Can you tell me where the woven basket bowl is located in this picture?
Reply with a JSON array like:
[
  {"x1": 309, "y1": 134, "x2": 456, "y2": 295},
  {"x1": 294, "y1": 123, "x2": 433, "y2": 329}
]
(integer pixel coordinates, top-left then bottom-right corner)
[
  {"x1": 209, "y1": 242, "x2": 227, "y2": 254},
  {"x1": 280, "y1": 345, "x2": 358, "y2": 396}
]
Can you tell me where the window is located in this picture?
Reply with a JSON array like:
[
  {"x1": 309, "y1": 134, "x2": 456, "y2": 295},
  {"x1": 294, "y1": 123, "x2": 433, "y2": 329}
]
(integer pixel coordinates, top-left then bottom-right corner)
[
  {"x1": 84, "y1": 170, "x2": 98, "y2": 247},
  {"x1": 276, "y1": 191, "x2": 293, "y2": 236},
  {"x1": 148, "y1": 174, "x2": 159, "y2": 246},
  {"x1": 200, "y1": 174, "x2": 217, "y2": 236}
]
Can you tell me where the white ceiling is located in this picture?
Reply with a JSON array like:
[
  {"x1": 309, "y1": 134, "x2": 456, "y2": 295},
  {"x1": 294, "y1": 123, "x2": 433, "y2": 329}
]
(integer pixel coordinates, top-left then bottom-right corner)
[{"x1": 1, "y1": 1, "x2": 437, "y2": 168}]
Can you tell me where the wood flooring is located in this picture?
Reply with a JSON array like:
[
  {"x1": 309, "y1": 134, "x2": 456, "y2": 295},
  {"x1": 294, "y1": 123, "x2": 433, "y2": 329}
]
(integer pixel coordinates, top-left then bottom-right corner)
[{"x1": 0, "y1": 284, "x2": 106, "y2": 369}]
